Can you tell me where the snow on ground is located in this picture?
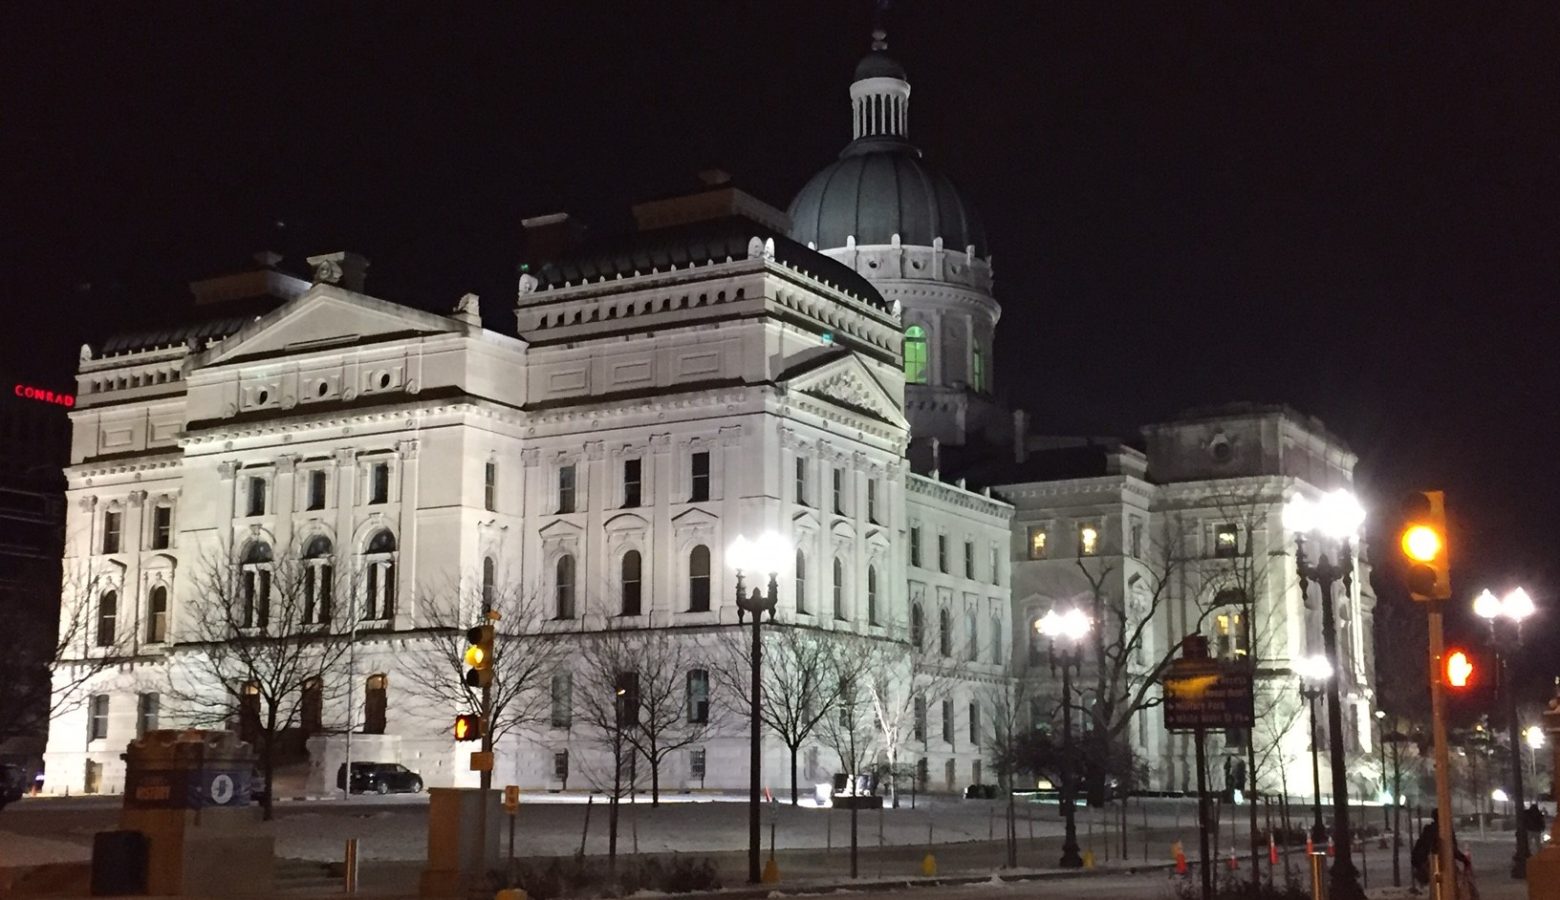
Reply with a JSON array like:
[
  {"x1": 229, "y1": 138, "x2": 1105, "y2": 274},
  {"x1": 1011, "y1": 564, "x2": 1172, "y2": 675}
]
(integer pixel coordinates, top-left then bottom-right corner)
[{"x1": 0, "y1": 832, "x2": 91, "y2": 867}]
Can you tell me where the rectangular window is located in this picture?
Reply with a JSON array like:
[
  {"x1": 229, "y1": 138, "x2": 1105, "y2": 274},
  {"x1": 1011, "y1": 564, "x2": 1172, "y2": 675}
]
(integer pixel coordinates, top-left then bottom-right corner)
[
  {"x1": 247, "y1": 476, "x2": 267, "y2": 516},
  {"x1": 88, "y1": 694, "x2": 109, "y2": 741},
  {"x1": 690, "y1": 452, "x2": 710, "y2": 502},
  {"x1": 558, "y1": 464, "x2": 576, "y2": 513},
  {"x1": 686, "y1": 669, "x2": 710, "y2": 724},
  {"x1": 832, "y1": 468, "x2": 845, "y2": 514},
  {"x1": 308, "y1": 470, "x2": 328, "y2": 511},
  {"x1": 150, "y1": 505, "x2": 172, "y2": 550},
  {"x1": 969, "y1": 702, "x2": 981, "y2": 745},
  {"x1": 484, "y1": 461, "x2": 498, "y2": 511},
  {"x1": 551, "y1": 672, "x2": 572, "y2": 728},
  {"x1": 937, "y1": 535, "x2": 948, "y2": 574},
  {"x1": 1216, "y1": 611, "x2": 1249, "y2": 659},
  {"x1": 615, "y1": 672, "x2": 640, "y2": 727},
  {"x1": 990, "y1": 546, "x2": 1000, "y2": 586},
  {"x1": 1215, "y1": 524, "x2": 1239, "y2": 558},
  {"x1": 1078, "y1": 524, "x2": 1100, "y2": 557},
  {"x1": 913, "y1": 697, "x2": 927, "y2": 742},
  {"x1": 102, "y1": 511, "x2": 122, "y2": 554},
  {"x1": 909, "y1": 526, "x2": 922, "y2": 567},
  {"x1": 795, "y1": 457, "x2": 808, "y2": 506},
  {"x1": 941, "y1": 699, "x2": 955, "y2": 745},
  {"x1": 137, "y1": 692, "x2": 159, "y2": 738},
  {"x1": 369, "y1": 463, "x2": 390, "y2": 505},
  {"x1": 553, "y1": 750, "x2": 570, "y2": 782},
  {"x1": 623, "y1": 458, "x2": 642, "y2": 508},
  {"x1": 1130, "y1": 517, "x2": 1144, "y2": 558},
  {"x1": 690, "y1": 748, "x2": 707, "y2": 781},
  {"x1": 1027, "y1": 527, "x2": 1047, "y2": 560},
  {"x1": 867, "y1": 480, "x2": 878, "y2": 523},
  {"x1": 964, "y1": 541, "x2": 974, "y2": 579}
]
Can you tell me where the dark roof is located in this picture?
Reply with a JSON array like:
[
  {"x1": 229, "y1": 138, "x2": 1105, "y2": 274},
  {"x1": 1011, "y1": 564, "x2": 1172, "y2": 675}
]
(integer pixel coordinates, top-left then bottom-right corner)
[
  {"x1": 98, "y1": 295, "x2": 284, "y2": 354},
  {"x1": 788, "y1": 138, "x2": 987, "y2": 255},
  {"x1": 533, "y1": 215, "x2": 889, "y2": 312}
]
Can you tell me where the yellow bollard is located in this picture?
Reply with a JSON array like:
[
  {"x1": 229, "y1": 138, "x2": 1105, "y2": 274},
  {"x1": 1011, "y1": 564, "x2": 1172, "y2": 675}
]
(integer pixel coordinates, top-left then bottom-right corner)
[
  {"x1": 762, "y1": 857, "x2": 781, "y2": 884},
  {"x1": 920, "y1": 852, "x2": 938, "y2": 877},
  {"x1": 1083, "y1": 849, "x2": 1096, "y2": 869}
]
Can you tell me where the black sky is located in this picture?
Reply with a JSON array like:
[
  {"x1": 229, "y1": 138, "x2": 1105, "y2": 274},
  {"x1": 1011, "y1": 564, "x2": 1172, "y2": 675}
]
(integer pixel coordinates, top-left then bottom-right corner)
[{"x1": 3, "y1": 3, "x2": 1557, "y2": 683}]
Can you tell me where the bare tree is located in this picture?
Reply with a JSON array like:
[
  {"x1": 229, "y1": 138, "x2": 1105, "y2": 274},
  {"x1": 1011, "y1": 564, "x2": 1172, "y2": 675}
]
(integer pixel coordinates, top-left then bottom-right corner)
[
  {"x1": 817, "y1": 633, "x2": 893, "y2": 880},
  {"x1": 864, "y1": 622, "x2": 953, "y2": 809},
  {"x1": 0, "y1": 565, "x2": 129, "y2": 747},
  {"x1": 164, "y1": 539, "x2": 354, "y2": 820},
  {"x1": 397, "y1": 566, "x2": 565, "y2": 747},
  {"x1": 713, "y1": 623, "x2": 842, "y2": 805}
]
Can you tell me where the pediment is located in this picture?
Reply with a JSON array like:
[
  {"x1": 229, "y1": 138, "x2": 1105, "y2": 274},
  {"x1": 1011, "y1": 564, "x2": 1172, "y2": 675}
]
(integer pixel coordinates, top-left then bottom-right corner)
[
  {"x1": 199, "y1": 285, "x2": 465, "y2": 367},
  {"x1": 782, "y1": 352, "x2": 907, "y2": 428},
  {"x1": 670, "y1": 507, "x2": 718, "y2": 527},
  {"x1": 538, "y1": 519, "x2": 583, "y2": 539}
]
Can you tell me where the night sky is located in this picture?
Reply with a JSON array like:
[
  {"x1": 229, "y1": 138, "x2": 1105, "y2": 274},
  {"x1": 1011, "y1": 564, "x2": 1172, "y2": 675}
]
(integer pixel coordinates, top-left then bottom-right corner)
[{"x1": 3, "y1": 4, "x2": 1556, "y2": 689}]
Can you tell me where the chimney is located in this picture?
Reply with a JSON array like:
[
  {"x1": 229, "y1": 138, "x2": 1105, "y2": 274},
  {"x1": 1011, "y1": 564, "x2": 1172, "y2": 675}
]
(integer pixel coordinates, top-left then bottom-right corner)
[
  {"x1": 521, "y1": 213, "x2": 583, "y2": 268},
  {"x1": 305, "y1": 251, "x2": 370, "y2": 293}
]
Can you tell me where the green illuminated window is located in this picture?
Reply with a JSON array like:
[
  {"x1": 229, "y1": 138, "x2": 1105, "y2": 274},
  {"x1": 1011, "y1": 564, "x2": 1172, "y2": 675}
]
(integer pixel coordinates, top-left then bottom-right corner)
[
  {"x1": 904, "y1": 325, "x2": 928, "y2": 383},
  {"x1": 971, "y1": 345, "x2": 986, "y2": 392}
]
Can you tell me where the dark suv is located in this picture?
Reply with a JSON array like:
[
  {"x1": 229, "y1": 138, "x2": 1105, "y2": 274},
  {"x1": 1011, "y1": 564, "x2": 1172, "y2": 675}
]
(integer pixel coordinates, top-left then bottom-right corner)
[
  {"x1": 0, "y1": 764, "x2": 28, "y2": 810},
  {"x1": 336, "y1": 762, "x2": 423, "y2": 795}
]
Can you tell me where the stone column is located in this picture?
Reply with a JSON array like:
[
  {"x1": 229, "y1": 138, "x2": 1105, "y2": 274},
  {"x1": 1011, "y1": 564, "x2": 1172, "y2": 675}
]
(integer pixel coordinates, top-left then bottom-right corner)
[
  {"x1": 649, "y1": 433, "x2": 672, "y2": 626},
  {"x1": 394, "y1": 439, "x2": 419, "y2": 629}
]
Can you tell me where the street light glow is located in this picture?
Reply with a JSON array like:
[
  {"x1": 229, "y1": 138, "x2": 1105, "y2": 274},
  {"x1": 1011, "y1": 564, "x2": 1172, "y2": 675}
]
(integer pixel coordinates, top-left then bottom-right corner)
[
  {"x1": 1505, "y1": 587, "x2": 1536, "y2": 621},
  {"x1": 1036, "y1": 607, "x2": 1090, "y2": 643},
  {"x1": 1493, "y1": 788, "x2": 1510, "y2": 804},
  {"x1": 1294, "y1": 654, "x2": 1333, "y2": 684},
  {"x1": 1473, "y1": 585, "x2": 1536, "y2": 623},
  {"x1": 1473, "y1": 589, "x2": 1503, "y2": 621},
  {"x1": 727, "y1": 531, "x2": 792, "y2": 576},
  {"x1": 1284, "y1": 489, "x2": 1365, "y2": 539},
  {"x1": 1527, "y1": 727, "x2": 1546, "y2": 750}
]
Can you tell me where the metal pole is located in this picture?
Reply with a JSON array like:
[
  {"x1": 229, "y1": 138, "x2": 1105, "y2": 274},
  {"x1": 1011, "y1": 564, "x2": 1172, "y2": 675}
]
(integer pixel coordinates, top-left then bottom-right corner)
[
  {"x1": 1316, "y1": 555, "x2": 1360, "y2": 898},
  {"x1": 747, "y1": 579, "x2": 764, "y2": 885},
  {"x1": 1502, "y1": 644, "x2": 1531, "y2": 876},
  {"x1": 1059, "y1": 658, "x2": 1082, "y2": 868},
  {"x1": 1391, "y1": 739, "x2": 1402, "y2": 887},
  {"x1": 1196, "y1": 726, "x2": 1212, "y2": 900},
  {"x1": 1308, "y1": 691, "x2": 1326, "y2": 843},
  {"x1": 1428, "y1": 603, "x2": 1458, "y2": 900},
  {"x1": 344, "y1": 838, "x2": 359, "y2": 895},
  {"x1": 507, "y1": 807, "x2": 517, "y2": 888}
]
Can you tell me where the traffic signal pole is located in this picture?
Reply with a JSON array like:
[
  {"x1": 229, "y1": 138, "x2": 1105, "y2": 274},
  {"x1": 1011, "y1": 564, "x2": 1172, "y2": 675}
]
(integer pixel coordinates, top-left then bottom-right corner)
[
  {"x1": 1428, "y1": 602, "x2": 1457, "y2": 900},
  {"x1": 476, "y1": 676, "x2": 493, "y2": 880}
]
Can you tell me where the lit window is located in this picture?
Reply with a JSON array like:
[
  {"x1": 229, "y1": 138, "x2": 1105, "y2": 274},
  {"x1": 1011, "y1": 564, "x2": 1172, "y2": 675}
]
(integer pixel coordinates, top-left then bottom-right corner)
[
  {"x1": 1215, "y1": 610, "x2": 1249, "y2": 659},
  {"x1": 1215, "y1": 524, "x2": 1239, "y2": 558},
  {"x1": 1079, "y1": 524, "x2": 1100, "y2": 557},
  {"x1": 903, "y1": 325, "x2": 929, "y2": 384},
  {"x1": 971, "y1": 345, "x2": 986, "y2": 393},
  {"x1": 1028, "y1": 527, "x2": 1047, "y2": 559}
]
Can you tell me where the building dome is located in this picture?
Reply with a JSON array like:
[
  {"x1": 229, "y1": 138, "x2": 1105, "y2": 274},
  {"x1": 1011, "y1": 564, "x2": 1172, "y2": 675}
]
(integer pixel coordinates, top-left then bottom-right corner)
[
  {"x1": 787, "y1": 31, "x2": 986, "y2": 256},
  {"x1": 788, "y1": 140, "x2": 987, "y2": 256}
]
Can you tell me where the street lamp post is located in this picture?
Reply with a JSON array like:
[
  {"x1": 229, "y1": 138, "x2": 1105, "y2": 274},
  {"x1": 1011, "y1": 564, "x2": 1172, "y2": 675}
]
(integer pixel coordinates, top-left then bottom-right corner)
[
  {"x1": 729, "y1": 532, "x2": 791, "y2": 885},
  {"x1": 1036, "y1": 607, "x2": 1091, "y2": 869},
  {"x1": 1473, "y1": 586, "x2": 1536, "y2": 877},
  {"x1": 1285, "y1": 489, "x2": 1367, "y2": 900},
  {"x1": 1296, "y1": 654, "x2": 1334, "y2": 846}
]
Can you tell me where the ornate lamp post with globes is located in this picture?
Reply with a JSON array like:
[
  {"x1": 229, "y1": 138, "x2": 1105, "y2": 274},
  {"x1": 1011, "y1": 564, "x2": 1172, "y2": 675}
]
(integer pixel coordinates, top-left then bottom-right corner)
[
  {"x1": 1295, "y1": 653, "x2": 1334, "y2": 847},
  {"x1": 1283, "y1": 489, "x2": 1367, "y2": 900},
  {"x1": 1035, "y1": 606, "x2": 1091, "y2": 869},
  {"x1": 728, "y1": 532, "x2": 791, "y2": 885},
  {"x1": 1472, "y1": 586, "x2": 1537, "y2": 877}
]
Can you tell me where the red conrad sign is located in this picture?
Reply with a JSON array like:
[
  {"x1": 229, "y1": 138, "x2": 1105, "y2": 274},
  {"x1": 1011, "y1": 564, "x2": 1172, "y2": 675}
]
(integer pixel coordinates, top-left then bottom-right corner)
[{"x1": 13, "y1": 384, "x2": 75, "y2": 407}]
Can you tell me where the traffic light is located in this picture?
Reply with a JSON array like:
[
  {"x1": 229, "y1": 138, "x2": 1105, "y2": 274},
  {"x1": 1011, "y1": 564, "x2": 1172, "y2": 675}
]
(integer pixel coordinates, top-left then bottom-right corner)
[
  {"x1": 1398, "y1": 490, "x2": 1451, "y2": 601},
  {"x1": 464, "y1": 624, "x2": 495, "y2": 688},
  {"x1": 454, "y1": 713, "x2": 483, "y2": 742},
  {"x1": 1444, "y1": 648, "x2": 1474, "y2": 689}
]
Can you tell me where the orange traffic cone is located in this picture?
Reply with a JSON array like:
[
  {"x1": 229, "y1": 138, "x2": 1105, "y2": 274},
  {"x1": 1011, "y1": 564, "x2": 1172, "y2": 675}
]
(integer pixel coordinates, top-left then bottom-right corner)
[
  {"x1": 1305, "y1": 835, "x2": 1314, "y2": 855},
  {"x1": 1227, "y1": 847, "x2": 1239, "y2": 871},
  {"x1": 1174, "y1": 841, "x2": 1188, "y2": 877},
  {"x1": 1269, "y1": 835, "x2": 1280, "y2": 865}
]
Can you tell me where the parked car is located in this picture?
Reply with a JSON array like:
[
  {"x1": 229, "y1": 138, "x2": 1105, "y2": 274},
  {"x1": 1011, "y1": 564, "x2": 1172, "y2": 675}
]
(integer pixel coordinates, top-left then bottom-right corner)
[
  {"x1": 336, "y1": 762, "x2": 423, "y2": 795},
  {"x1": 0, "y1": 764, "x2": 28, "y2": 811}
]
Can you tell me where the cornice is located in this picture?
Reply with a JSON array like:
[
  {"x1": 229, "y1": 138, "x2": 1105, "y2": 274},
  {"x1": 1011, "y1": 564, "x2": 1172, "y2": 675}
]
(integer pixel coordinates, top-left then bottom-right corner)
[{"x1": 906, "y1": 472, "x2": 1013, "y2": 520}]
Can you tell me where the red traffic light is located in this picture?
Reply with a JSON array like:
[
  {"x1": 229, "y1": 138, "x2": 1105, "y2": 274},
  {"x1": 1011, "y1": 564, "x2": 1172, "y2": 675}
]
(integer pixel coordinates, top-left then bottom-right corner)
[{"x1": 1445, "y1": 649, "x2": 1474, "y2": 689}]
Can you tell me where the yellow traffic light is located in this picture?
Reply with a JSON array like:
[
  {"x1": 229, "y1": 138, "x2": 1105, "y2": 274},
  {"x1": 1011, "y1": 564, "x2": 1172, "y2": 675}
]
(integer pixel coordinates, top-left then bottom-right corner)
[
  {"x1": 464, "y1": 624, "x2": 494, "y2": 688},
  {"x1": 454, "y1": 713, "x2": 483, "y2": 741},
  {"x1": 1398, "y1": 491, "x2": 1451, "y2": 601}
]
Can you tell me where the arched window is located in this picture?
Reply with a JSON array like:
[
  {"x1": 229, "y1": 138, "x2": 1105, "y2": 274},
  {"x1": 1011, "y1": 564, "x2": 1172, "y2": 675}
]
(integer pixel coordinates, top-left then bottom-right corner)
[
  {"x1": 866, "y1": 566, "x2": 879, "y2": 625},
  {"x1": 903, "y1": 325, "x2": 929, "y2": 384},
  {"x1": 910, "y1": 602, "x2": 924, "y2": 649},
  {"x1": 241, "y1": 542, "x2": 273, "y2": 628},
  {"x1": 832, "y1": 558, "x2": 845, "y2": 620},
  {"x1": 621, "y1": 550, "x2": 643, "y2": 616},
  {"x1": 96, "y1": 590, "x2": 117, "y2": 647},
  {"x1": 364, "y1": 674, "x2": 388, "y2": 734},
  {"x1": 555, "y1": 554, "x2": 576, "y2": 619},
  {"x1": 363, "y1": 531, "x2": 396, "y2": 620},
  {"x1": 688, "y1": 545, "x2": 711, "y2": 612},
  {"x1": 481, "y1": 556, "x2": 496, "y2": 611},
  {"x1": 146, "y1": 585, "x2": 168, "y2": 644},
  {"x1": 938, "y1": 607, "x2": 952, "y2": 657},
  {"x1": 304, "y1": 536, "x2": 334, "y2": 624},
  {"x1": 794, "y1": 549, "x2": 808, "y2": 614}
]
